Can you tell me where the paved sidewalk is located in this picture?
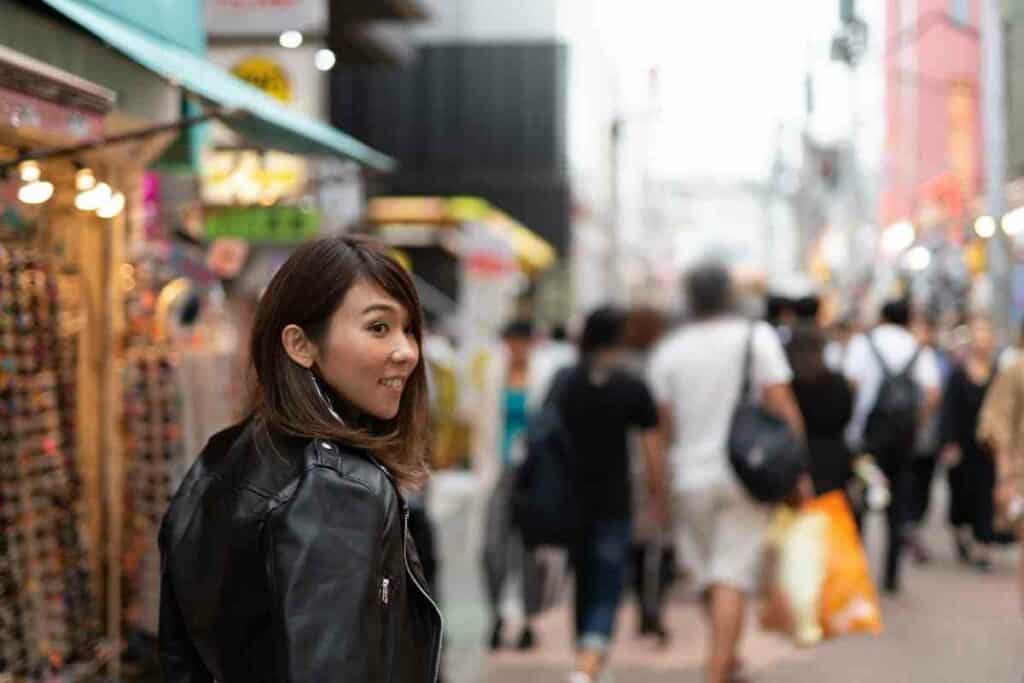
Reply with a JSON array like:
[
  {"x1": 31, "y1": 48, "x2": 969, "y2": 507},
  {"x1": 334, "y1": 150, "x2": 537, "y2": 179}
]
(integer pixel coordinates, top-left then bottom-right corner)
[{"x1": 479, "y1": 512, "x2": 1023, "y2": 683}]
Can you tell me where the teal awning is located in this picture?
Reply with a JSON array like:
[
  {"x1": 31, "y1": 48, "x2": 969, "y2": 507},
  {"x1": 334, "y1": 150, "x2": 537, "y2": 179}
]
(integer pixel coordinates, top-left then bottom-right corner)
[{"x1": 40, "y1": 0, "x2": 396, "y2": 172}]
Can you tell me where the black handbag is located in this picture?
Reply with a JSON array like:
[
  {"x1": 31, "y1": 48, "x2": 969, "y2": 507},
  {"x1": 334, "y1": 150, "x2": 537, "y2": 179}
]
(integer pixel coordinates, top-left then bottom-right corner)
[
  {"x1": 512, "y1": 367, "x2": 580, "y2": 547},
  {"x1": 727, "y1": 324, "x2": 807, "y2": 502}
]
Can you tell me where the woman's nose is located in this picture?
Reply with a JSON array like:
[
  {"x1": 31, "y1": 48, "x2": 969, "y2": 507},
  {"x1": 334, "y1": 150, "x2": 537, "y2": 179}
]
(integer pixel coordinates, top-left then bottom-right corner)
[{"x1": 390, "y1": 335, "x2": 417, "y2": 364}]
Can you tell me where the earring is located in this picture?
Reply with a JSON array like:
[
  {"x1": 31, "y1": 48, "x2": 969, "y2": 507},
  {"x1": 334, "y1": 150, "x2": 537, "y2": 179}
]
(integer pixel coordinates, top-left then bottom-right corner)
[{"x1": 310, "y1": 370, "x2": 346, "y2": 426}]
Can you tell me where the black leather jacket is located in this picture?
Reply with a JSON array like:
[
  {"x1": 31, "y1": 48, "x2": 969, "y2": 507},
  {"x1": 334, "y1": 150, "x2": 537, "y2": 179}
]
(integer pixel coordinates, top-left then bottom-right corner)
[{"x1": 158, "y1": 420, "x2": 443, "y2": 683}]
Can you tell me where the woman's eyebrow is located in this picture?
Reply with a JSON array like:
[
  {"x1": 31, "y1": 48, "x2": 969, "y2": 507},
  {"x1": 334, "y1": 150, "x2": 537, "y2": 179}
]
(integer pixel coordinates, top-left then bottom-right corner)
[{"x1": 362, "y1": 303, "x2": 399, "y2": 316}]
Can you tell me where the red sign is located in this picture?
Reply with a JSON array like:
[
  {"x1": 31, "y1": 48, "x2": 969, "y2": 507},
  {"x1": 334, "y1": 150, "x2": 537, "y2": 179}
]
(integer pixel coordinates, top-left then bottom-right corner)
[{"x1": 0, "y1": 86, "x2": 104, "y2": 141}]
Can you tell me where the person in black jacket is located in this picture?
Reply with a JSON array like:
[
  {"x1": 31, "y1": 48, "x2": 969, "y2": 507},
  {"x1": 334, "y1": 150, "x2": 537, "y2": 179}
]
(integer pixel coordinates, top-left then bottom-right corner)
[
  {"x1": 941, "y1": 316, "x2": 998, "y2": 570},
  {"x1": 159, "y1": 237, "x2": 443, "y2": 683},
  {"x1": 787, "y1": 324, "x2": 855, "y2": 498}
]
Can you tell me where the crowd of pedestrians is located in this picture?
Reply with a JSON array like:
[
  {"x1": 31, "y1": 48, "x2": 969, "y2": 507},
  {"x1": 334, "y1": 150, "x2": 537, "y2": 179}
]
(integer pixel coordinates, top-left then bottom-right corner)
[
  {"x1": 477, "y1": 261, "x2": 1024, "y2": 683},
  {"x1": 155, "y1": 238, "x2": 1022, "y2": 683}
]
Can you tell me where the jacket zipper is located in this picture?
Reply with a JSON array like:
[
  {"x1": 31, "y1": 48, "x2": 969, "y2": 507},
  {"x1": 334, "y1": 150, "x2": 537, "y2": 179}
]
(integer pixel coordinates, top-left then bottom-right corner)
[
  {"x1": 403, "y1": 505, "x2": 444, "y2": 683},
  {"x1": 365, "y1": 456, "x2": 444, "y2": 683},
  {"x1": 381, "y1": 577, "x2": 390, "y2": 606}
]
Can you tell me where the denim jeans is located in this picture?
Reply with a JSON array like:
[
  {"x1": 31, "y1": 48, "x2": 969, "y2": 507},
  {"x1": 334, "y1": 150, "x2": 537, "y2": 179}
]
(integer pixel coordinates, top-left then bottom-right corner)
[{"x1": 571, "y1": 517, "x2": 632, "y2": 652}]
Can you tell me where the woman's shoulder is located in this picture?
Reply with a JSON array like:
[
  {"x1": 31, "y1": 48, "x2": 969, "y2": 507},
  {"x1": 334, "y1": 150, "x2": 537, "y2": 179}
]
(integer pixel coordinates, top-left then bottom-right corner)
[{"x1": 240, "y1": 422, "x2": 396, "y2": 503}]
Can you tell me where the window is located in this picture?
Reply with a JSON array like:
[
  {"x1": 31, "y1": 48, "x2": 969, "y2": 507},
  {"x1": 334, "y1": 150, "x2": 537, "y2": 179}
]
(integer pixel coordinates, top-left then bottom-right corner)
[{"x1": 949, "y1": 0, "x2": 971, "y2": 26}]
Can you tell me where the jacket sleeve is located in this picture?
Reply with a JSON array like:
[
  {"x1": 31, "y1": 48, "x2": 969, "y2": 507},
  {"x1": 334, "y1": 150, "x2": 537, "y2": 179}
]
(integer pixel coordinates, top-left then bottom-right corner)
[
  {"x1": 978, "y1": 364, "x2": 1019, "y2": 454},
  {"x1": 264, "y1": 465, "x2": 388, "y2": 682},
  {"x1": 159, "y1": 559, "x2": 214, "y2": 683}
]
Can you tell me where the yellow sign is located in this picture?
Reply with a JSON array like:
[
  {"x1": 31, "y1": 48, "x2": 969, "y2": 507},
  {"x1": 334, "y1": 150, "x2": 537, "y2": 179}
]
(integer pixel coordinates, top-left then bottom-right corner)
[{"x1": 232, "y1": 56, "x2": 293, "y2": 103}]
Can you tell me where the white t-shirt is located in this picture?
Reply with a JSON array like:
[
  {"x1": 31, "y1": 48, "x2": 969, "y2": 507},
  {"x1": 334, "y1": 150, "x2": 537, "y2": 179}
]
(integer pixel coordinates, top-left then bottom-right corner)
[
  {"x1": 842, "y1": 324, "x2": 941, "y2": 449},
  {"x1": 648, "y1": 317, "x2": 793, "y2": 492}
]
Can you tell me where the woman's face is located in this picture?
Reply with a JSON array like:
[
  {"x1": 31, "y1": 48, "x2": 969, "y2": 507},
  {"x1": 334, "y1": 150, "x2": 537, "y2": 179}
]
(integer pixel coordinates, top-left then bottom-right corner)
[{"x1": 315, "y1": 279, "x2": 419, "y2": 421}]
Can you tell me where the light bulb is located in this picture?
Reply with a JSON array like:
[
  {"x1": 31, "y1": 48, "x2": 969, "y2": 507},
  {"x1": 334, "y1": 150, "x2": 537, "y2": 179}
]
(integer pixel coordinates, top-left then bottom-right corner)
[
  {"x1": 75, "y1": 168, "x2": 96, "y2": 191},
  {"x1": 882, "y1": 221, "x2": 915, "y2": 254},
  {"x1": 18, "y1": 161, "x2": 40, "y2": 182},
  {"x1": 315, "y1": 49, "x2": 336, "y2": 71},
  {"x1": 279, "y1": 30, "x2": 303, "y2": 49},
  {"x1": 1002, "y1": 208, "x2": 1024, "y2": 236},
  {"x1": 18, "y1": 180, "x2": 54, "y2": 204},
  {"x1": 904, "y1": 246, "x2": 931, "y2": 271},
  {"x1": 75, "y1": 181, "x2": 111, "y2": 211},
  {"x1": 975, "y1": 215, "x2": 996, "y2": 239},
  {"x1": 96, "y1": 191, "x2": 125, "y2": 219}
]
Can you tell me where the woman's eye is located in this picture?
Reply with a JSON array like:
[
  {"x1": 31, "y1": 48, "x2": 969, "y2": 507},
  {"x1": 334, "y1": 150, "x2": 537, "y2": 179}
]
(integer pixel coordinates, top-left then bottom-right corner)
[{"x1": 369, "y1": 322, "x2": 389, "y2": 335}]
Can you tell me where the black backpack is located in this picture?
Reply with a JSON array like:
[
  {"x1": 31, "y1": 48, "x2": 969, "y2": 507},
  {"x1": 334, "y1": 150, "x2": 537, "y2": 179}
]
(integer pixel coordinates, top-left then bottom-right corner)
[
  {"x1": 727, "y1": 324, "x2": 807, "y2": 503},
  {"x1": 511, "y1": 366, "x2": 580, "y2": 547},
  {"x1": 862, "y1": 334, "x2": 922, "y2": 455}
]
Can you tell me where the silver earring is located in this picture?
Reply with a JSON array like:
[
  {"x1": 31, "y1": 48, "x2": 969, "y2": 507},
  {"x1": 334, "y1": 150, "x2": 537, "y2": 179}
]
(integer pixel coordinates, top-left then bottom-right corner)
[{"x1": 310, "y1": 370, "x2": 346, "y2": 426}]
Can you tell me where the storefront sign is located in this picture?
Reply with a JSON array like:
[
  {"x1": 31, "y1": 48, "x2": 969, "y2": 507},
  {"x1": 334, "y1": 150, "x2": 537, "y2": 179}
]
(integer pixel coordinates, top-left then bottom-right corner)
[
  {"x1": 0, "y1": 86, "x2": 104, "y2": 141},
  {"x1": 205, "y1": 0, "x2": 326, "y2": 37},
  {"x1": 205, "y1": 206, "x2": 320, "y2": 243},
  {"x1": 201, "y1": 149, "x2": 308, "y2": 206},
  {"x1": 231, "y1": 56, "x2": 293, "y2": 103}
]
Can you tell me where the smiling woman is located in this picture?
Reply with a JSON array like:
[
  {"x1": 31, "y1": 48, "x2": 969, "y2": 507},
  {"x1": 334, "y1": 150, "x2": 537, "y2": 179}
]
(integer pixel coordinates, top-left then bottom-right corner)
[
  {"x1": 249, "y1": 235, "x2": 431, "y2": 489},
  {"x1": 158, "y1": 236, "x2": 442, "y2": 683}
]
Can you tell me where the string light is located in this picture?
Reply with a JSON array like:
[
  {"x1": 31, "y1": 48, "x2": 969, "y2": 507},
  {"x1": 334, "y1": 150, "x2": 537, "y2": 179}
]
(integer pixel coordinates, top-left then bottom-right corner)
[{"x1": 96, "y1": 191, "x2": 125, "y2": 219}]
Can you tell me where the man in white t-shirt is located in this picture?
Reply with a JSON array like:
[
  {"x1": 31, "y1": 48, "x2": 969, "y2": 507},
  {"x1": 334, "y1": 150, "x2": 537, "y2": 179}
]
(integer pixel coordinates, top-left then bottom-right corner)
[
  {"x1": 842, "y1": 300, "x2": 941, "y2": 593},
  {"x1": 648, "y1": 263, "x2": 804, "y2": 683}
]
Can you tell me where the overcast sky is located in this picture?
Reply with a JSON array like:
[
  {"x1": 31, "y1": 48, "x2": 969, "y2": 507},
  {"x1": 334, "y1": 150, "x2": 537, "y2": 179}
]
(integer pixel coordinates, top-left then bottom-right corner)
[{"x1": 582, "y1": 0, "x2": 878, "y2": 181}]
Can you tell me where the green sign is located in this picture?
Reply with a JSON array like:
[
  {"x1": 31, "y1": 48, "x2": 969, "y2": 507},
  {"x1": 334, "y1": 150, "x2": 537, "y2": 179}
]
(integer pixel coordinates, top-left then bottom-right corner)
[{"x1": 205, "y1": 207, "x2": 321, "y2": 244}]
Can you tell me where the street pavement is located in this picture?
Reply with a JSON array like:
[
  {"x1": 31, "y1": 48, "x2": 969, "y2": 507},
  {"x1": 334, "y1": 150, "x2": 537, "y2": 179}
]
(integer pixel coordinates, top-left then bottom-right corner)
[{"x1": 455, "y1": 483, "x2": 1023, "y2": 683}]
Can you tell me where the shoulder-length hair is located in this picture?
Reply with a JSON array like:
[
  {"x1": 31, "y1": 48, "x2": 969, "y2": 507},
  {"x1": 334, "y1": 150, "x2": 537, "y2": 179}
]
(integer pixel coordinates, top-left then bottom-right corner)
[{"x1": 248, "y1": 236, "x2": 430, "y2": 491}]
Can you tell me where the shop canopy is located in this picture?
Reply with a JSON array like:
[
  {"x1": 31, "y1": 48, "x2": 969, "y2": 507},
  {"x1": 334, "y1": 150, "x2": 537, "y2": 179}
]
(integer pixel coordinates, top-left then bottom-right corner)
[
  {"x1": 40, "y1": 0, "x2": 396, "y2": 173},
  {"x1": 368, "y1": 196, "x2": 557, "y2": 274}
]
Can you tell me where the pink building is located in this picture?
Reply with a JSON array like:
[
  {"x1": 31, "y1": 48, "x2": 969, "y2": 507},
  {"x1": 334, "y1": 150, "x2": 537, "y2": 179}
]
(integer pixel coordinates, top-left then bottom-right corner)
[{"x1": 882, "y1": 0, "x2": 982, "y2": 236}]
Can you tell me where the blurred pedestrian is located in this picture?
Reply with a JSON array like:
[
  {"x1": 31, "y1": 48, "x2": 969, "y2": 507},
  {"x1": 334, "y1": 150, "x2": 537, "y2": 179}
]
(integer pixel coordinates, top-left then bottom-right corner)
[
  {"x1": 649, "y1": 263, "x2": 803, "y2": 683},
  {"x1": 557, "y1": 306, "x2": 667, "y2": 683},
  {"x1": 787, "y1": 324, "x2": 855, "y2": 498},
  {"x1": 824, "y1": 315, "x2": 857, "y2": 372},
  {"x1": 842, "y1": 300, "x2": 941, "y2": 593},
  {"x1": 941, "y1": 316, "x2": 998, "y2": 570},
  {"x1": 905, "y1": 314, "x2": 951, "y2": 564},
  {"x1": 159, "y1": 237, "x2": 442, "y2": 682},
  {"x1": 530, "y1": 322, "x2": 578, "y2": 406},
  {"x1": 480, "y1": 320, "x2": 544, "y2": 650},
  {"x1": 977, "y1": 350, "x2": 1024, "y2": 611},
  {"x1": 623, "y1": 306, "x2": 675, "y2": 644}
]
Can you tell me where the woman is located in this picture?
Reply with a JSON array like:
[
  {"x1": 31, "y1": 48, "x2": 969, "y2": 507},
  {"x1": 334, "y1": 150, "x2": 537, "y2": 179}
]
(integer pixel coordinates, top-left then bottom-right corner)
[
  {"x1": 978, "y1": 348, "x2": 1024, "y2": 608},
  {"x1": 481, "y1": 319, "x2": 543, "y2": 650},
  {"x1": 941, "y1": 316, "x2": 998, "y2": 570},
  {"x1": 159, "y1": 237, "x2": 443, "y2": 682},
  {"x1": 557, "y1": 306, "x2": 667, "y2": 683},
  {"x1": 623, "y1": 306, "x2": 675, "y2": 644},
  {"x1": 787, "y1": 324, "x2": 854, "y2": 498}
]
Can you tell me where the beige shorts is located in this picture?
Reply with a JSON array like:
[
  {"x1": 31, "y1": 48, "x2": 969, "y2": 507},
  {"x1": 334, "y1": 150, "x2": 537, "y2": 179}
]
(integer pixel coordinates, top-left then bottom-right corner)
[{"x1": 674, "y1": 481, "x2": 769, "y2": 594}]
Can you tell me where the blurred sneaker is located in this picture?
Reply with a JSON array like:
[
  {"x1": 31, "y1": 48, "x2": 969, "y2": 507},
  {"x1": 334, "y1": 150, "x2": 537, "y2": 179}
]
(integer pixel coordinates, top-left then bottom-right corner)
[
  {"x1": 953, "y1": 527, "x2": 973, "y2": 565},
  {"x1": 516, "y1": 625, "x2": 536, "y2": 650},
  {"x1": 488, "y1": 618, "x2": 503, "y2": 650}
]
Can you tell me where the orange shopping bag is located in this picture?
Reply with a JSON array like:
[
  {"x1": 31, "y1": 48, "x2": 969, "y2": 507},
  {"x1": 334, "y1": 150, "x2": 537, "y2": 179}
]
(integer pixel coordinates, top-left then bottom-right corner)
[{"x1": 804, "y1": 491, "x2": 883, "y2": 638}]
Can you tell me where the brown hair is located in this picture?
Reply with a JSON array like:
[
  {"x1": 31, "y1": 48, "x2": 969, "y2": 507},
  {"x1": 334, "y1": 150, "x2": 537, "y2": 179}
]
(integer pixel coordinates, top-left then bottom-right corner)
[
  {"x1": 787, "y1": 324, "x2": 829, "y2": 384},
  {"x1": 248, "y1": 236, "x2": 430, "y2": 491},
  {"x1": 624, "y1": 306, "x2": 666, "y2": 352}
]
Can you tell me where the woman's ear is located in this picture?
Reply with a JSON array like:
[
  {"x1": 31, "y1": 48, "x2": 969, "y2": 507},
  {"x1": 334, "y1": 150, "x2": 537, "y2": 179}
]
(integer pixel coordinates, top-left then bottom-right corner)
[{"x1": 281, "y1": 324, "x2": 317, "y2": 368}]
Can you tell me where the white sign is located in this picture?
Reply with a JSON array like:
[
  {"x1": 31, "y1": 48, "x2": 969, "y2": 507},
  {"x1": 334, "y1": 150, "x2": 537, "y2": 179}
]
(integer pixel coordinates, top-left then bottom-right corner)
[{"x1": 205, "y1": 0, "x2": 327, "y2": 37}]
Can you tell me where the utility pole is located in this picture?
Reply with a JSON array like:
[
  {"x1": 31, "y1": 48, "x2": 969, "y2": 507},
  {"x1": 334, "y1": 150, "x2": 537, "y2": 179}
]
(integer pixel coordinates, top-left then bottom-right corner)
[
  {"x1": 607, "y1": 116, "x2": 623, "y2": 303},
  {"x1": 982, "y1": 0, "x2": 1013, "y2": 336}
]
